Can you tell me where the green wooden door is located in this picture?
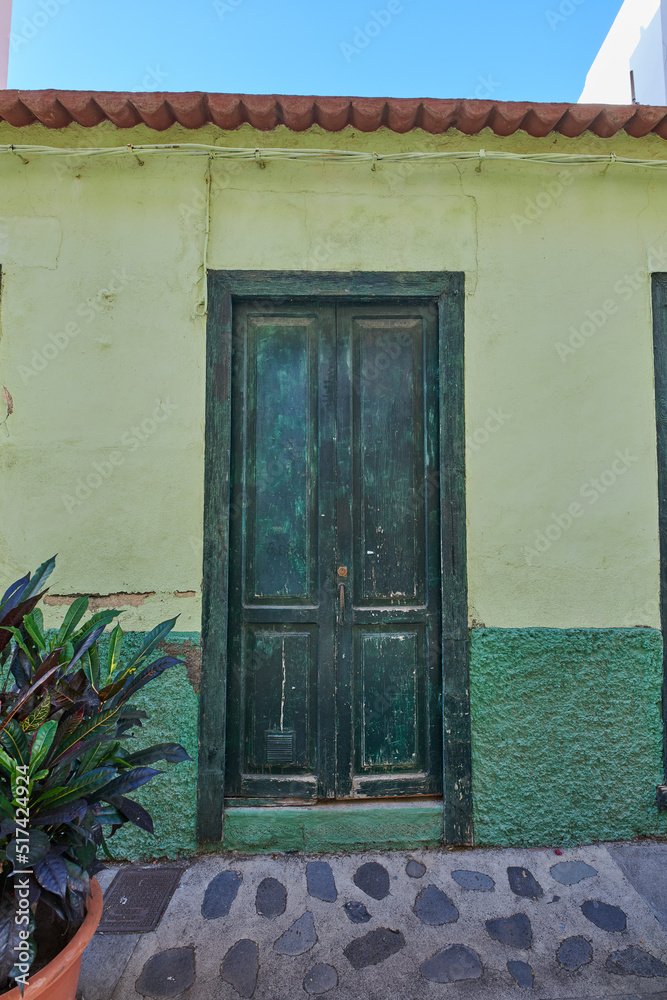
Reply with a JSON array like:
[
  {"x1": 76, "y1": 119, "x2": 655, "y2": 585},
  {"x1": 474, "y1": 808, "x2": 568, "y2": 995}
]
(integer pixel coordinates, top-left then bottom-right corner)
[{"x1": 226, "y1": 299, "x2": 442, "y2": 801}]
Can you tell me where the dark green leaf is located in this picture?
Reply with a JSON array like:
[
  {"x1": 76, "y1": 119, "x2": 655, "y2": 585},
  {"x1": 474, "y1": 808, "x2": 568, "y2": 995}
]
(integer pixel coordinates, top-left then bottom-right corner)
[
  {"x1": 67, "y1": 624, "x2": 107, "y2": 671},
  {"x1": 1, "y1": 650, "x2": 62, "y2": 731},
  {"x1": 34, "y1": 766, "x2": 116, "y2": 808},
  {"x1": 47, "y1": 734, "x2": 118, "y2": 775},
  {"x1": 111, "y1": 656, "x2": 179, "y2": 707},
  {"x1": 35, "y1": 851, "x2": 68, "y2": 897},
  {"x1": 54, "y1": 596, "x2": 89, "y2": 646},
  {"x1": 22, "y1": 556, "x2": 56, "y2": 600},
  {"x1": 106, "y1": 794, "x2": 154, "y2": 833},
  {"x1": 0, "y1": 720, "x2": 29, "y2": 766},
  {"x1": 125, "y1": 743, "x2": 192, "y2": 766},
  {"x1": 88, "y1": 644, "x2": 100, "y2": 692},
  {"x1": 102, "y1": 623, "x2": 124, "y2": 688},
  {"x1": 5, "y1": 829, "x2": 50, "y2": 867},
  {"x1": 0, "y1": 574, "x2": 30, "y2": 616},
  {"x1": 97, "y1": 766, "x2": 162, "y2": 798},
  {"x1": 0, "y1": 892, "x2": 22, "y2": 985},
  {"x1": 9, "y1": 648, "x2": 31, "y2": 690},
  {"x1": 78, "y1": 740, "x2": 119, "y2": 776},
  {"x1": 75, "y1": 609, "x2": 120, "y2": 637},
  {"x1": 64, "y1": 860, "x2": 89, "y2": 895},
  {"x1": 120, "y1": 617, "x2": 179, "y2": 674},
  {"x1": 42, "y1": 760, "x2": 71, "y2": 792},
  {"x1": 29, "y1": 719, "x2": 57, "y2": 771},
  {"x1": 21, "y1": 614, "x2": 45, "y2": 652},
  {"x1": 92, "y1": 802, "x2": 125, "y2": 825},
  {"x1": 19, "y1": 692, "x2": 51, "y2": 734},
  {"x1": 119, "y1": 708, "x2": 148, "y2": 721},
  {"x1": 3, "y1": 628, "x2": 32, "y2": 662},
  {"x1": 0, "y1": 591, "x2": 47, "y2": 654},
  {"x1": 48, "y1": 706, "x2": 120, "y2": 766},
  {"x1": 32, "y1": 798, "x2": 88, "y2": 826}
]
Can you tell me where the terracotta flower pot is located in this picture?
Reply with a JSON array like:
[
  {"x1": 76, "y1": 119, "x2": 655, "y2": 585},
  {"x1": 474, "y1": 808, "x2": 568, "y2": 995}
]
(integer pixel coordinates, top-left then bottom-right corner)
[{"x1": 0, "y1": 878, "x2": 103, "y2": 1000}]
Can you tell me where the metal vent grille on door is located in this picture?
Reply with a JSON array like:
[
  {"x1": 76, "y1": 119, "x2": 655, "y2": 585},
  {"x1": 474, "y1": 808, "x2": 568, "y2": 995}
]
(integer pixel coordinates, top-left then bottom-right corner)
[{"x1": 266, "y1": 730, "x2": 296, "y2": 764}]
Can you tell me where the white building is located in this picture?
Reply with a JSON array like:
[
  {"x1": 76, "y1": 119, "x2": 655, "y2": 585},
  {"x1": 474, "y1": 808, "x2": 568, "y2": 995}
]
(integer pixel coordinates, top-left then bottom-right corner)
[
  {"x1": 0, "y1": 0, "x2": 11, "y2": 89},
  {"x1": 579, "y1": 0, "x2": 667, "y2": 105}
]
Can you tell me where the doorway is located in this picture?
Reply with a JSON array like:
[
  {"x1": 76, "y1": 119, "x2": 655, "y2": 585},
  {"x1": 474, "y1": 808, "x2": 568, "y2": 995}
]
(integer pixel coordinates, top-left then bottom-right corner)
[
  {"x1": 198, "y1": 272, "x2": 471, "y2": 844},
  {"x1": 225, "y1": 299, "x2": 442, "y2": 800}
]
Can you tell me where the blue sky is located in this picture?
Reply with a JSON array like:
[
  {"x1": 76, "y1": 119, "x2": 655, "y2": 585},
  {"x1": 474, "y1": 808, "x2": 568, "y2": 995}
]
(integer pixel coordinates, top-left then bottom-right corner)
[{"x1": 7, "y1": 0, "x2": 622, "y2": 103}]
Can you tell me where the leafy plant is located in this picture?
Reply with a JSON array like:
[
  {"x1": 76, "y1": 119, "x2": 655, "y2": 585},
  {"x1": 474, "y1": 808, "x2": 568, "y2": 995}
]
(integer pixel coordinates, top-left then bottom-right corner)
[{"x1": 0, "y1": 557, "x2": 191, "y2": 991}]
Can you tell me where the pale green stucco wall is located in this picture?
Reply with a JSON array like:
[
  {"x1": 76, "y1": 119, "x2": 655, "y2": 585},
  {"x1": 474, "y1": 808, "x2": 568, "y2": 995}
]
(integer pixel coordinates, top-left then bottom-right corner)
[
  {"x1": 0, "y1": 121, "x2": 665, "y2": 853},
  {"x1": 0, "y1": 122, "x2": 663, "y2": 629}
]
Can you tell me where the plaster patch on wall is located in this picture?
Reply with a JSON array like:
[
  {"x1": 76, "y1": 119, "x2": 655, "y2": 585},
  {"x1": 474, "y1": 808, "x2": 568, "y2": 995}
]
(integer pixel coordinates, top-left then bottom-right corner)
[
  {"x1": 38, "y1": 593, "x2": 202, "y2": 633},
  {"x1": 43, "y1": 592, "x2": 154, "y2": 609},
  {"x1": 160, "y1": 638, "x2": 201, "y2": 693},
  {"x1": 209, "y1": 186, "x2": 478, "y2": 275}
]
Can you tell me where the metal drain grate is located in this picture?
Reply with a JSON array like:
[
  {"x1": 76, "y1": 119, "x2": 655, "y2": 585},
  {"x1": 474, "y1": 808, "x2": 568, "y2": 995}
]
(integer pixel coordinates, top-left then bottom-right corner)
[{"x1": 98, "y1": 866, "x2": 183, "y2": 933}]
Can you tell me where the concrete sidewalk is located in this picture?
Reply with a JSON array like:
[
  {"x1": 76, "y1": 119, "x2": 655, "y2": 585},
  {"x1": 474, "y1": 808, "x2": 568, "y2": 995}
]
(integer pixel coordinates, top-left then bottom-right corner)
[{"x1": 78, "y1": 839, "x2": 667, "y2": 1000}]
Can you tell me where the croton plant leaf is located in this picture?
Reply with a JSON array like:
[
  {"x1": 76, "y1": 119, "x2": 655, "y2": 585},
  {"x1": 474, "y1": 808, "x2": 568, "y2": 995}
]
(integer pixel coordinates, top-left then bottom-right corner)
[{"x1": 0, "y1": 557, "x2": 189, "y2": 992}]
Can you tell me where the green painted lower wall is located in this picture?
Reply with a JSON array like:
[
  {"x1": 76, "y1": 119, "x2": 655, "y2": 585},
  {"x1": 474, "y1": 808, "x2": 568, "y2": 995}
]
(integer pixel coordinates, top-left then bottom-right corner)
[
  {"x1": 470, "y1": 628, "x2": 667, "y2": 846},
  {"x1": 103, "y1": 627, "x2": 667, "y2": 858},
  {"x1": 222, "y1": 804, "x2": 443, "y2": 853},
  {"x1": 105, "y1": 632, "x2": 200, "y2": 861}
]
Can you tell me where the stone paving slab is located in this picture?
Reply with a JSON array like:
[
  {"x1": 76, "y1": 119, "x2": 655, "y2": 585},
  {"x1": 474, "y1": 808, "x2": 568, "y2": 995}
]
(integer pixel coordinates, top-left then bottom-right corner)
[
  {"x1": 77, "y1": 841, "x2": 667, "y2": 1000},
  {"x1": 606, "y1": 843, "x2": 667, "y2": 931}
]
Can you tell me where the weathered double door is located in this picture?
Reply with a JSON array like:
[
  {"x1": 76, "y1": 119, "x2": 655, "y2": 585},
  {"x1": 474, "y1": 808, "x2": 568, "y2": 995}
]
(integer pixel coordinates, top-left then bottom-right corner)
[{"x1": 226, "y1": 299, "x2": 442, "y2": 801}]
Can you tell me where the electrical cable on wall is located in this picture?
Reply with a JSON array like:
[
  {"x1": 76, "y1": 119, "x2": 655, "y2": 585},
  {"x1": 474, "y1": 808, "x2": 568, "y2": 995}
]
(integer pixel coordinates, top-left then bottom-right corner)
[
  {"x1": 2, "y1": 143, "x2": 667, "y2": 169},
  {"x1": 3, "y1": 141, "x2": 665, "y2": 315}
]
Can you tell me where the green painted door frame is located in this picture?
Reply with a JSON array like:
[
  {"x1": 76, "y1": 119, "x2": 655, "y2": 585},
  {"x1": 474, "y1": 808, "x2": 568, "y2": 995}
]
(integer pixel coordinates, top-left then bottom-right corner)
[
  {"x1": 198, "y1": 271, "x2": 472, "y2": 846},
  {"x1": 651, "y1": 273, "x2": 667, "y2": 784}
]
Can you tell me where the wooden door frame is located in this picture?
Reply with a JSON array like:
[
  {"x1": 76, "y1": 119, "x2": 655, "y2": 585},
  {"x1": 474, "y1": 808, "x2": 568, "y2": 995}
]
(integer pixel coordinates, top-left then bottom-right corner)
[
  {"x1": 651, "y1": 273, "x2": 667, "y2": 789},
  {"x1": 197, "y1": 270, "x2": 472, "y2": 845}
]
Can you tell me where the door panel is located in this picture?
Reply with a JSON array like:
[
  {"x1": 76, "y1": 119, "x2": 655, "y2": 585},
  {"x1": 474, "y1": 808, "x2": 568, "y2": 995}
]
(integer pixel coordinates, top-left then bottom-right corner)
[
  {"x1": 353, "y1": 317, "x2": 425, "y2": 605},
  {"x1": 336, "y1": 303, "x2": 442, "y2": 798},
  {"x1": 245, "y1": 316, "x2": 319, "y2": 604},
  {"x1": 243, "y1": 627, "x2": 317, "y2": 773},
  {"x1": 227, "y1": 303, "x2": 336, "y2": 800},
  {"x1": 355, "y1": 627, "x2": 425, "y2": 772},
  {"x1": 227, "y1": 298, "x2": 441, "y2": 802}
]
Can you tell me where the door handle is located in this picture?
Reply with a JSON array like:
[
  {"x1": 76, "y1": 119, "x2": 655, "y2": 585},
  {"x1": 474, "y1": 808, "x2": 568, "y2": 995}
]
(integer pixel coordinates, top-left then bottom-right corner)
[{"x1": 338, "y1": 582, "x2": 345, "y2": 624}]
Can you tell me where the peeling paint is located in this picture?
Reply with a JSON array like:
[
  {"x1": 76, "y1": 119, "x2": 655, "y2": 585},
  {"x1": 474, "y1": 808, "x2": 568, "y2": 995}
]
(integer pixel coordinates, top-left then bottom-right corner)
[
  {"x1": 43, "y1": 592, "x2": 155, "y2": 609},
  {"x1": 159, "y1": 638, "x2": 201, "y2": 693}
]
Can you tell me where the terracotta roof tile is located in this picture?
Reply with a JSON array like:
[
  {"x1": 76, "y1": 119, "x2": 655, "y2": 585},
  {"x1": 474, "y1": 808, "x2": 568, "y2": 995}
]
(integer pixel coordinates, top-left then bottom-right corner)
[
  {"x1": 0, "y1": 91, "x2": 666, "y2": 140},
  {"x1": 420, "y1": 99, "x2": 457, "y2": 134},
  {"x1": 624, "y1": 106, "x2": 667, "y2": 138},
  {"x1": 206, "y1": 93, "x2": 245, "y2": 130},
  {"x1": 93, "y1": 94, "x2": 143, "y2": 129},
  {"x1": 312, "y1": 96, "x2": 352, "y2": 132}
]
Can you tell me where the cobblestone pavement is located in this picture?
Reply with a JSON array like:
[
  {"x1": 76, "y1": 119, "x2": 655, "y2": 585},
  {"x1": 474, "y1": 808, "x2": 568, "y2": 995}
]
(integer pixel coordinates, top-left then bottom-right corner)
[{"x1": 78, "y1": 840, "x2": 667, "y2": 1000}]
